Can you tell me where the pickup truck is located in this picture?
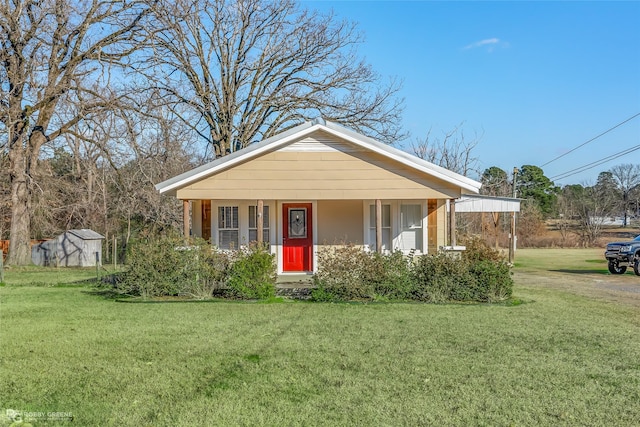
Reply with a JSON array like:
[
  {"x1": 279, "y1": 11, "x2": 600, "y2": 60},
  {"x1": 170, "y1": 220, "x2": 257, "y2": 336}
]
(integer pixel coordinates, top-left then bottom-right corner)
[{"x1": 605, "y1": 235, "x2": 640, "y2": 275}]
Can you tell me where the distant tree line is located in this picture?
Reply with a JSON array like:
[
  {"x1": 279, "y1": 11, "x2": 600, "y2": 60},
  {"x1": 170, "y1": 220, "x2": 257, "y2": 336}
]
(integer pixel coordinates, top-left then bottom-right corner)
[{"x1": 474, "y1": 163, "x2": 640, "y2": 247}]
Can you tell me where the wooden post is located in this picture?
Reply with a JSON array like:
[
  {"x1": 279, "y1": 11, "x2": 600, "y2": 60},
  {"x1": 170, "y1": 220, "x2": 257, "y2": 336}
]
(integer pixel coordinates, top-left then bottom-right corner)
[
  {"x1": 0, "y1": 250, "x2": 4, "y2": 283},
  {"x1": 257, "y1": 199, "x2": 264, "y2": 245},
  {"x1": 183, "y1": 200, "x2": 190, "y2": 243},
  {"x1": 509, "y1": 168, "x2": 519, "y2": 264},
  {"x1": 376, "y1": 199, "x2": 382, "y2": 253},
  {"x1": 491, "y1": 212, "x2": 500, "y2": 250},
  {"x1": 113, "y1": 236, "x2": 117, "y2": 270},
  {"x1": 449, "y1": 199, "x2": 457, "y2": 246}
]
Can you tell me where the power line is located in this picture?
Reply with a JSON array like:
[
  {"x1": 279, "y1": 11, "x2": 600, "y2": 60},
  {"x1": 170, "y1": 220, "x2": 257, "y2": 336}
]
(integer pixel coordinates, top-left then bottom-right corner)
[
  {"x1": 551, "y1": 145, "x2": 640, "y2": 181},
  {"x1": 541, "y1": 112, "x2": 640, "y2": 167},
  {"x1": 551, "y1": 144, "x2": 640, "y2": 181}
]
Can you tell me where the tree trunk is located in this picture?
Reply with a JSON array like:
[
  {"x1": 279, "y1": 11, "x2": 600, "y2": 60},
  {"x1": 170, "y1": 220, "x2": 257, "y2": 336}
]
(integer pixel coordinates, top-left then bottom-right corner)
[
  {"x1": 7, "y1": 149, "x2": 32, "y2": 265},
  {"x1": 7, "y1": 127, "x2": 48, "y2": 265}
]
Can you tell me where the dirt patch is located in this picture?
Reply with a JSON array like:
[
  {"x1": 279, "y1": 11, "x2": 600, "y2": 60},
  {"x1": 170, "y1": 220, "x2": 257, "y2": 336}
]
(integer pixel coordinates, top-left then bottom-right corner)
[{"x1": 514, "y1": 269, "x2": 640, "y2": 308}]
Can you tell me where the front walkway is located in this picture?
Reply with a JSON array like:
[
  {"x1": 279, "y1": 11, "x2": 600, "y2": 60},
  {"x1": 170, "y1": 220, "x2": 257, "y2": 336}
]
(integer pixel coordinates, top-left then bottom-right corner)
[
  {"x1": 276, "y1": 274, "x2": 314, "y2": 299},
  {"x1": 276, "y1": 274, "x2": 314, "y2": 288}
]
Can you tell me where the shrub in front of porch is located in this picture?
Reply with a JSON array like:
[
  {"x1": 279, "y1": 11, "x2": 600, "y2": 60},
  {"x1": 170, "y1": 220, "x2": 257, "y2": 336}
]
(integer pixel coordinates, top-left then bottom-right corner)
[
  {"x1": 312, "y1": 239, "x2": 512, "y2": 303},
  {"x1": 411, "y1": 238, "x2": 513, "y2": 302},
  {"x1": 312, "y1": 245, "x2": 413, "y2": 302},
  {"x1": 117, "y1": 238, "x2": 276, "y2": 300},
  {"x1": 410, "y1": 251, "x2": 476, "y2": 302},
  {"x1": 311, "y1": 244, "x2": 373, "y2": 301},
  {"x1": 366, "y1": 251, "x2": 414, "y2": 300},
  {"x1": 462, "y1": 236, "x2": 514, "y2": 302},
  {"x1": 118, "y1": 237, "x2": 213, "y2": 298},
  {"x1": 227, "y1": 244, "x2": 277, "y2": 300}
]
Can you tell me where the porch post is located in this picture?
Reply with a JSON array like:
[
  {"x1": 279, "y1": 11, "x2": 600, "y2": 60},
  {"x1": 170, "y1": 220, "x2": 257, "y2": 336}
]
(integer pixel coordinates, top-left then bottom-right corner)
[
  {"x1": 449, "y1": 198, "x2": 456, "y2": 246},
  {"x1": 257, "y1": 199, "x2": 264, "y2": 244},
  {"x1": 376, "y1": 199, "x2": 382, "y2": 253},
  {"x1": 182, "y1": 200, "x2": 190, "y2": 243}
]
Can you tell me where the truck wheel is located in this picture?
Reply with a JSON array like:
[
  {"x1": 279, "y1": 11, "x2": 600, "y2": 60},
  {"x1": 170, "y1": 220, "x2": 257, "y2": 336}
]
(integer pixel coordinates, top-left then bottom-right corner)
[
  {"x1": 634, "y1": 256, "x2": 640, "y2": 276},
  {"x1": 608, "y1": 261, "x2": 627, "y2": 274}
]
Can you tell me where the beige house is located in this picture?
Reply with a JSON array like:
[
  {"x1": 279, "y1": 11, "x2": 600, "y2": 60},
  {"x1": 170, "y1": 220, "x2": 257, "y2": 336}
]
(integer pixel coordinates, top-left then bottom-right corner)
[{"x1": 156, "y1": 118, "x2": 481, "y2": 274}]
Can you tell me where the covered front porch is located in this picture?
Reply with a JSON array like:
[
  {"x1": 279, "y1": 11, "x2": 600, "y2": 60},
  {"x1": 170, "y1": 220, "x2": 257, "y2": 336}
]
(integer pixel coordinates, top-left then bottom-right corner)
[{"x1": 183, "y1": 198, "x2": 454, "y2": 274}]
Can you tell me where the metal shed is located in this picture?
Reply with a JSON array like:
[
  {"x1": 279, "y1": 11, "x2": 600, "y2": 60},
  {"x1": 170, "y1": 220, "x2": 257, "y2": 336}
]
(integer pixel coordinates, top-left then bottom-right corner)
[{"x1": 32, "y1": 229, "x2": 105, "y2": 267}]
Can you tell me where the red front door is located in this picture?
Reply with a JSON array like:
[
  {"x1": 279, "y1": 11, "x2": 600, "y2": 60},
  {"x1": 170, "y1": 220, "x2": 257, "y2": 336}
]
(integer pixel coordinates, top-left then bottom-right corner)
[{"x1": 283, "y1": 203, "x2": 313, "y2": 272}]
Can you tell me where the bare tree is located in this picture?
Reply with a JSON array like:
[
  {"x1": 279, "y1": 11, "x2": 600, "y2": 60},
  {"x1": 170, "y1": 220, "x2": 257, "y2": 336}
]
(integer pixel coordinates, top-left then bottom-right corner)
[
  {"x1": 557, "y1": 176, "x2": 620, "y2": 246},
  {"x1": 146, "y1": 0, "x2": 405, "y2": 158},
  {"x1": 103, "y1": 97, "x2": 197, "y2": 247},
  {"x1": 517, "y1": 201, "x2": 546, "y2": 247},
  {"x1": 609, "y1": 164, "x2": 640, "y2": 227},
  {"x1": 28, "y1": 127, "x2": 116, "y2": 241},
  {"x1": 556, "y1": 184, "x2": 582, "y2": 246},
  {"x1": 0, "y1": 151, "x2": 9, "y2": 240},
  {"x1": 0, "y1": 0, "x2": 151, "y2": 264},
  {"x1": 411, "y1": 123, "x2": 482, "y2": 177},
  {"x1": 481, "y1": 166, "x2": 511, "y2": 197}
]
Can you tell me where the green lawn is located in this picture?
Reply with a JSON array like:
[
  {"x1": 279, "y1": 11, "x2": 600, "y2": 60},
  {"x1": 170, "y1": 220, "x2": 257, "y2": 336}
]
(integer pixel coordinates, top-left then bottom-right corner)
[
  {"x1": 0, "y1": 265, "x2": 114, "y2": 286},
  {"x1": 514, "y1": 248, "x2": 609, "y2": 273},
  {"x1": 1, "y1": 255, "x2": 640, "y2": 426}
]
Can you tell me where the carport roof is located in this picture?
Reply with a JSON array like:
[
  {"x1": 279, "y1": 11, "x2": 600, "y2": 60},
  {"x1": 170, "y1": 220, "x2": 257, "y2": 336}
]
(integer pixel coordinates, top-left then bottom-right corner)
[{"x1": 455, "y1": 194, "x2": 521, "y2": 213}]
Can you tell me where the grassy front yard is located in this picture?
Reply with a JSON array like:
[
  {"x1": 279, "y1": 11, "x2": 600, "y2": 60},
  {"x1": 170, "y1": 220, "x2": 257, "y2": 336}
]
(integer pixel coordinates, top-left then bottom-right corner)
[{"x1": 1, "y1": 251, "x2": 639, "y2": 425}]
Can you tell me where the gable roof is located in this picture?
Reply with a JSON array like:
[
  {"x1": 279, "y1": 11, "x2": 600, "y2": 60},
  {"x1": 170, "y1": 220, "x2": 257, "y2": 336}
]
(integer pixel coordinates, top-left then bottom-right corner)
[{"x1": 155, "y1": 118, "x2": 482, "y2": 195}]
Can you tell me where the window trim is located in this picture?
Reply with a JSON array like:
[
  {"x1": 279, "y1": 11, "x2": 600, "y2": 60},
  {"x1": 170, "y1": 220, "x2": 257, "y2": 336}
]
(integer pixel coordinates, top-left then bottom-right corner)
[
  {"x1": 211, "y1": 201, "x2": 275, "y2": 251},
  {"x1": 217, "y1": 205, "x2": 239, "y2": 250},
  {"x1": 363, "y1": 200, "x2": 428, "y2": 254}
]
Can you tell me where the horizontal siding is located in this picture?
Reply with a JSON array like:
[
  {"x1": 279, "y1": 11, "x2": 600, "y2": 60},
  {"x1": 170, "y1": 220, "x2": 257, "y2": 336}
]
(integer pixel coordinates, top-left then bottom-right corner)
[
  {"x1": 317, "y1": 200, "x2": 363, "y2": 244},
  {"x1": 278, "y1": 133, "x2": 363, "y2": 153},
  {"x1": 177, "y1": 147, "x2": 461, "y2": 201}
]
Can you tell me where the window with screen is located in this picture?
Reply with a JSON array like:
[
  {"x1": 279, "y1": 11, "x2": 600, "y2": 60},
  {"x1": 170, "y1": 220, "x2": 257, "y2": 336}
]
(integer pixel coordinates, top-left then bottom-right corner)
[{"x1": 217, "y1": 206, "x2": 239, "y2": 249}]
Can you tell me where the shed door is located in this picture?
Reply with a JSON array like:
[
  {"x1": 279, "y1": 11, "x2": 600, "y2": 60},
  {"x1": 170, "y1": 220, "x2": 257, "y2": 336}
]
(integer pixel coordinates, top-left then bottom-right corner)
[{"x1": 282, "y1": 203, "x2": 313, "y2": 272}]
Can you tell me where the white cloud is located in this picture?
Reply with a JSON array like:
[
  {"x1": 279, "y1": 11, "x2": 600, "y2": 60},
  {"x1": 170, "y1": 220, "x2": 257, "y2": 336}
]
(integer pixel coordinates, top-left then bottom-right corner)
[{"x1": 464, "y1": 38, "x2": 506, "y2": 52}]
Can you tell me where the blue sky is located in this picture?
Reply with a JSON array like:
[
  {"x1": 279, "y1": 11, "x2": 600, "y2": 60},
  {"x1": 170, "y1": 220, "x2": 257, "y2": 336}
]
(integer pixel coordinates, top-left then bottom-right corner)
[{"x1": 304, "y1": 0, "x2": 640, "y2": 185}]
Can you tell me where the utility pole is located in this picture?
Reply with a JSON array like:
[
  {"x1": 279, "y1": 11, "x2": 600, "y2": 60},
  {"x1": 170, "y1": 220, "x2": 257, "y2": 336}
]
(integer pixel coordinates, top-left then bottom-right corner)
[{"x1": 509, "y1": 167, "x2": 518, "y2": 264}]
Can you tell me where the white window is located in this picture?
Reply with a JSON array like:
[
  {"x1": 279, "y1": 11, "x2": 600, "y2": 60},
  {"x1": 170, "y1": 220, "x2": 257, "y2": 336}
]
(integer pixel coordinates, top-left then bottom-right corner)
[
  {"x1": 399, "y1": 204, "x2": 423, "y2": 251},
  {"x1": 364, "y1": 201, "x2": 426, "y2": 254},
  {"x1": 217, "y1": 206, "x2": 239, "y2": 249},
  {"x1": 249, "y1": 205, "x2": 270, "y2": 245},
  {"x1": 369, "y1": 204, "x2": 391, "y2": 251}
]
